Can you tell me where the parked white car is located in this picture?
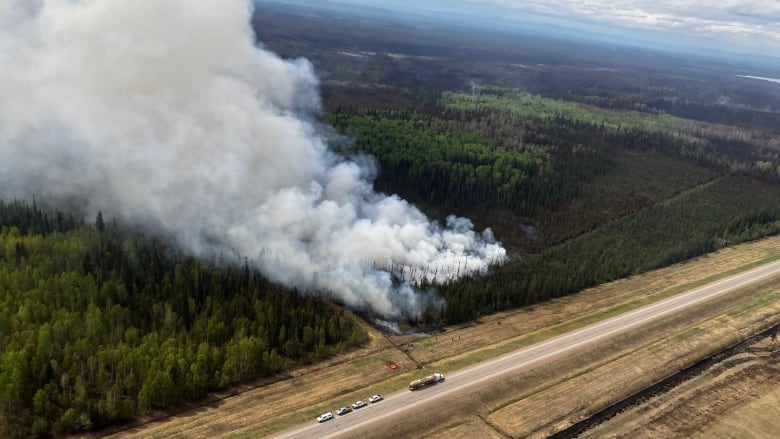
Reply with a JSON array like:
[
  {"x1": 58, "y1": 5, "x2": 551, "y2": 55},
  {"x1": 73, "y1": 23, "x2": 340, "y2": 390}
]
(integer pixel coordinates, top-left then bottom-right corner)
[
  {"x1": 316, "y1": 412, "x2": 333, "y2": 423},
  {"x1": 351, "y1": 400, "x2": 367, "y2": 409},
  {"x1": 368, "y1": 394, "x2": 383, "y2": 403}
]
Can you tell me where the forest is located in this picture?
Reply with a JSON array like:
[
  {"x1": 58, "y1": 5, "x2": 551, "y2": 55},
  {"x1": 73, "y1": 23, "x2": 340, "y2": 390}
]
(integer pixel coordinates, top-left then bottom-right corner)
[
  {"x1": 0, "y1": 201, "x2": 366, "y2": 437},
  {"x1": 3, "y1": 2, "x2": 780, "y2": 437},
  {"x1": 328, "y1": 102, "x2": 780, "y2": 323},
  {"x1": 254, "y1": 3, "x2": 780, "y2": 324}
]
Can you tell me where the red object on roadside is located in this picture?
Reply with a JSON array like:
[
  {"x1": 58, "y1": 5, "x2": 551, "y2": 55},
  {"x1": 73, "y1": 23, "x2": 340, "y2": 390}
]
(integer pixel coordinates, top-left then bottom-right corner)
[{"x1": 389, "y1": 363, "x2": 398, "y2": 370}]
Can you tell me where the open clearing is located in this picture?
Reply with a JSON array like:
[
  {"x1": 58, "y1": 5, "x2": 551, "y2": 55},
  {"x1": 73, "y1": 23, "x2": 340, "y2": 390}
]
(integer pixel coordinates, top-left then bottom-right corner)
[
  {"x1": 103, "y1": 235, "x2": 780, "y2": 439},
  {"x1": 579, "y1": 331, "x2": 780, "y2": 439}
]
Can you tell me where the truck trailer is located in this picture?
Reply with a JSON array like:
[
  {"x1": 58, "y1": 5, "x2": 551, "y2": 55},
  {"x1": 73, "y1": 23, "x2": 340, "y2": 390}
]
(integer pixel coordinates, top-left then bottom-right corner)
[{"x1": 408, "y1": 372, "x2": 445, "y2": 390}]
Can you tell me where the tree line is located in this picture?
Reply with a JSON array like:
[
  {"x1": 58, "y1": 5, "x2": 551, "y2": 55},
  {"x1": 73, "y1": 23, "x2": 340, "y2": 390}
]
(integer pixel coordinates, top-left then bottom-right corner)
[
  {"x1": 439, "y1": 87, "x2": 780, "y2": 180},
  {"x1": 438, "y1": 176, "x2": 780, "y2": 322},
  {"x1": 329, "y1": 111, "x2": 610, "y2": 216}
]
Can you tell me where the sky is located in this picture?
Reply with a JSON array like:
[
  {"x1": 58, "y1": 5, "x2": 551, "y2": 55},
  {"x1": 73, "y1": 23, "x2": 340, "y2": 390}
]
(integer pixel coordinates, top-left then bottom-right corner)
[{"x1": 293, "y1": 0, "x2": 780, "y2": 57}]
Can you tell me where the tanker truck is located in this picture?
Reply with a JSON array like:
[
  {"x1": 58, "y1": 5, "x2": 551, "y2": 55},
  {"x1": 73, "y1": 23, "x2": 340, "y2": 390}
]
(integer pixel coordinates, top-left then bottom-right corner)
[{"x1": 408, "y1": 372, "x2": 445, "y2": 390}]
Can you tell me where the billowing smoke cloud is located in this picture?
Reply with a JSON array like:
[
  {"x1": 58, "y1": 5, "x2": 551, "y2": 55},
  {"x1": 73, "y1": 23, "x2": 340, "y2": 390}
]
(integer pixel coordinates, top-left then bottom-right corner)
[{"x1": 0, "y1": 0, "x2": 505, "y2": 317}]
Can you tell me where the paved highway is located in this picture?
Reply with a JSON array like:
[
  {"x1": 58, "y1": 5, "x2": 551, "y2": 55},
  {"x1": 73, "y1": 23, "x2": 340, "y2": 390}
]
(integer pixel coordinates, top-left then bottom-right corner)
[{"x1": 271, "y1": 259, "x2": 780, "y2": 439}]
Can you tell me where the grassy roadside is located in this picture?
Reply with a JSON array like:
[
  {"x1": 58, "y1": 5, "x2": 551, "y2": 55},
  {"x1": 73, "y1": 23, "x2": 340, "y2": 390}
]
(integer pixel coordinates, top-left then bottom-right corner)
[
  {"x1": 242, "y1": 240, "x2": 780, "y2": 437},
  {"x1": 337, "y1": 277, "x2": 780, "y2": 439},
  {"x1": 430, "y1": 280, "x2": 780, "y2": 439},
  {"x1": 415, "y1": 251, "x2": 780, "y2": 375},
  {"x1": 262, "y1": 253, "x2": 780, "y2": 438},
  {"x1": 109, "y1": 235, "x2": 780, "y2": 439}
]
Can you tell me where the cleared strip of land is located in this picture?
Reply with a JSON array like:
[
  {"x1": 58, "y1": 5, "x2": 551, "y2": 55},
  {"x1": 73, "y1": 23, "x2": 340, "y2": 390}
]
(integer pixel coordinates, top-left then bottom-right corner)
[
  {"x1": 105, "y1": 235, "x2": 780, "y2": 439},
  {"x1": 580, "y1": 333, "x2": 780, "y2": 439},
  {"x1": 278, "y1": 259, "x2": 780, "y2": 439},
  {"x1": 482, "y1": 277, "x2": 780, "y2": 438}
]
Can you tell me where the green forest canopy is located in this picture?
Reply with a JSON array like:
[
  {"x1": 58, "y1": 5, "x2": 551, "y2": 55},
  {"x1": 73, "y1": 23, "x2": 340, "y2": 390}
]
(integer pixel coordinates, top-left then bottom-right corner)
[{"x1": 0, "y1": 200, "x2": 367, "y2": 437}]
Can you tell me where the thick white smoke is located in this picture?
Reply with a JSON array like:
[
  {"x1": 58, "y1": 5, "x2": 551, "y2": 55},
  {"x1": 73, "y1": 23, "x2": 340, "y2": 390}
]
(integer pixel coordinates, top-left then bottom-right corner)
[{"x1": 0, "y1": 0, "x2": 505, "y2": 317}]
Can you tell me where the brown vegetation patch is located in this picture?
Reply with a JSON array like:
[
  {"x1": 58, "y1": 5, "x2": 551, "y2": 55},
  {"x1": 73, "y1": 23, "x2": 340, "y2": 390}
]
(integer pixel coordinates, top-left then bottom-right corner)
[
  {"x1": 581, "y1": 336, "x2": 780, "y2": 439},
  {"x1": 693, "y1": 377, "x2": 780, "y2": 439},
  {"x1": 421, "y1": 418, "x2": 508, "y2": 439}
]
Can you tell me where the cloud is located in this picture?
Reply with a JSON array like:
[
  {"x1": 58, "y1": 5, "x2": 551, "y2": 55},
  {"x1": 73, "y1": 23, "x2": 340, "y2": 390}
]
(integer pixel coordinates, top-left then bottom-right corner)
[
  {"x1": 466, "y1": 0, "x2": 780, "y2": 52},
  {"x1": 0, "y1": 0, "x2": 505, "y2": 318}
]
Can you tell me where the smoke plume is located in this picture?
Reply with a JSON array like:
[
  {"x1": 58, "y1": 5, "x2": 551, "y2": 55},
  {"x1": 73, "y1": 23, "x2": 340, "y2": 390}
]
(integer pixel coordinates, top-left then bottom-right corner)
[{"x1": 0, "y1": 0, "x2": 505, "y2": 317}]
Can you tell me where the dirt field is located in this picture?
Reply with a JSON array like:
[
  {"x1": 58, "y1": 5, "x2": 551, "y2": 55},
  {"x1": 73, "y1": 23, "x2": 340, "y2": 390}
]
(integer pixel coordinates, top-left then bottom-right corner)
[
  {"x1": 694, "y1": 376, "x2": 780, "y2": 439},
  {"x1": 102, "y1": 235, "x2": 780, "y2": 439},
  {"x1": 581, "y1": 334, "x2": 780, "y2": 439},
  {"x1": 422, "y1": 418, "x2": 506, "y2": 439}
]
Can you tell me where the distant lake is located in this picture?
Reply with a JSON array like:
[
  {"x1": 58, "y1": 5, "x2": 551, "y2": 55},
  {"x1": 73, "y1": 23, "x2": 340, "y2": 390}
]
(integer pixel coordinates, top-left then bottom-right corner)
[{"x1": 737, "y1": 75, "x2": 780, "y2": 84}]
